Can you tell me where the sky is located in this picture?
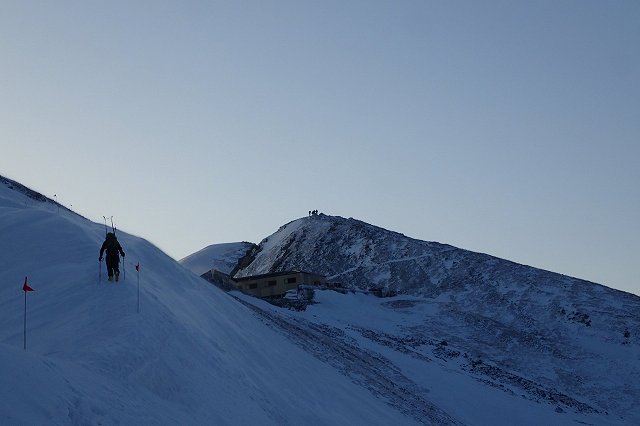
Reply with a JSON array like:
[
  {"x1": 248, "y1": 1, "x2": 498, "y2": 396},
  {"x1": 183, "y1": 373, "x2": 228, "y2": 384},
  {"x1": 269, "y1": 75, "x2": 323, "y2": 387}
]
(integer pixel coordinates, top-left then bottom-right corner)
[{"x1": 1, "y1": 1, "x2": 638, "y2": 295}]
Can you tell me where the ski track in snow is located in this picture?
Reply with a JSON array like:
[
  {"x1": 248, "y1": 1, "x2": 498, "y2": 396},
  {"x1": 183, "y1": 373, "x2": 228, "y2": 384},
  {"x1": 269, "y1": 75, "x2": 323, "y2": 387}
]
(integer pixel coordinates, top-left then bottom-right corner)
[
  {"x1": 232, "y1": 295, "x2": 464, "y2": 426},
  {"x1": 329, "y1": 254, "x2": 434, "y2": 280}
]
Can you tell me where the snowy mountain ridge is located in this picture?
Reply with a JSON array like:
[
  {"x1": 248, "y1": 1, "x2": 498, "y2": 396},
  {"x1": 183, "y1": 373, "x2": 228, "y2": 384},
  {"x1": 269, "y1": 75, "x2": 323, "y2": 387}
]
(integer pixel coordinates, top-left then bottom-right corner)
[
  {"x1": 232, "y1": 213, "x2": 640, "y2": 422},
  {"x1": 0, "y1": 177, "x2": 425, "y2": 425},
  {"x1": 179, "y1": 241, "x2": 254, "y2": 276},
  {"x1": 2, "y1": 175, "x2": 639, "y2": 425}
]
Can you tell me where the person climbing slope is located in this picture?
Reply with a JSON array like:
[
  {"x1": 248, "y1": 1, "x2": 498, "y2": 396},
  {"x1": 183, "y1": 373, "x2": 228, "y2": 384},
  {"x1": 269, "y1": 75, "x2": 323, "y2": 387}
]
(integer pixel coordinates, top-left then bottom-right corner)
[{"x1": 99, "y1": 232, "x2": 125, "y2": 282}]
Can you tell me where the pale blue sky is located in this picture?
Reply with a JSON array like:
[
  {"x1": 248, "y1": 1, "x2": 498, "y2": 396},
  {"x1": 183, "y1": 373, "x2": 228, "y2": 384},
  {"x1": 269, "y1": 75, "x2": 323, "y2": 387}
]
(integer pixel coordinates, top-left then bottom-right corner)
[{"x1": 1, "y1": 1, "x2": 638, "y2": 295}]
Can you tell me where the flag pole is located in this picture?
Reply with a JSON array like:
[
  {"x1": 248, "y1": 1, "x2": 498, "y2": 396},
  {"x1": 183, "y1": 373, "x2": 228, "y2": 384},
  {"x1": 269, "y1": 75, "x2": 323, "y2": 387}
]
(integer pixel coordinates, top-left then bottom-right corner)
[
  {"x1": 22, "y1": 276, "x2": 34, "y2": 351},
  {"x1": 24, "y1": 290, "x2": 27, "y2": 350}
]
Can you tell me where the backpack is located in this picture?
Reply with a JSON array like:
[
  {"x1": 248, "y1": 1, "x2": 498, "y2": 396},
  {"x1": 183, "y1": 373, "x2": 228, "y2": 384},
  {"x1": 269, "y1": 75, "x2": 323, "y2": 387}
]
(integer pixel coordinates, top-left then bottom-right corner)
[{"x1": 104, "y1": 234, "x2": 121, "y2": 255}]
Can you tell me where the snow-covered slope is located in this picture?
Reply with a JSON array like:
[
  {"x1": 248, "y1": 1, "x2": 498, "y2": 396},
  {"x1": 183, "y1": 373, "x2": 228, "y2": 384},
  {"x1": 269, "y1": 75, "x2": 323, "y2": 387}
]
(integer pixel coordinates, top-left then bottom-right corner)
[
  {"x1": 4, "y1": 177, "x2": 639, "y2": 425},
  {"x1": 235, "y1": 214, "x2": 640, "y2": 423},
  {"x1": 0, "y1": 178, "x2": 421, "y2": 425},
  {"x1": 179, "y1": 242, "x2": 254, "y2": 276}
]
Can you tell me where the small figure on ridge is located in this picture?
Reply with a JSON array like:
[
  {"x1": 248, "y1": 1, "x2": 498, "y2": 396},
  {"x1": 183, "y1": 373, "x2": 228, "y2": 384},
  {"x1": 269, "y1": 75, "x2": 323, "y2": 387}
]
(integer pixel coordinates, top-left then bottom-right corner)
[{"x1": 99, "y1": 232, "x2": 125, "y2": 282}]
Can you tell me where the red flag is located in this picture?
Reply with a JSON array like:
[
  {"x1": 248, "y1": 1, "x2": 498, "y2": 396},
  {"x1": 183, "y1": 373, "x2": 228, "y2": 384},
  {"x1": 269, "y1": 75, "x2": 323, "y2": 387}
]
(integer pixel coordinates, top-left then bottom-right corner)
[
  {"x1": 135, "y1": 263, "x2": 140, "y2": 272},
  {"x1": 23, "y1": 277, "x2": 34, "y2": 292}
]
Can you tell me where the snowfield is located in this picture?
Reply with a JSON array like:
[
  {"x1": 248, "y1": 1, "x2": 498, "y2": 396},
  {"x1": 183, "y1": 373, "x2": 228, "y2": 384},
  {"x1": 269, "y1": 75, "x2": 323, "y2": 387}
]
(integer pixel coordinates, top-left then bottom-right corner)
[
  {"x1": 1, "y1": 175, "x2": 638, "y2": 425},
  {"x1": 0, "y1": 178, "x2": 418, "y2": 425}
]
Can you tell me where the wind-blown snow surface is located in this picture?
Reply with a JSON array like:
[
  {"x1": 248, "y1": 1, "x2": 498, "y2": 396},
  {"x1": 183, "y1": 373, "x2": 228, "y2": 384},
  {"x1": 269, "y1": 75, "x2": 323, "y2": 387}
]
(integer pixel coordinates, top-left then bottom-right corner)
[
  {"x1": 0, "y1": 180, "x2": 419, "y2": 425},
  {"x1": 179, "y1": 242, "x2": 253, "y2": 275},
  {"x1": 235, "y1": 214, "x2": 640, "y2": 424}
]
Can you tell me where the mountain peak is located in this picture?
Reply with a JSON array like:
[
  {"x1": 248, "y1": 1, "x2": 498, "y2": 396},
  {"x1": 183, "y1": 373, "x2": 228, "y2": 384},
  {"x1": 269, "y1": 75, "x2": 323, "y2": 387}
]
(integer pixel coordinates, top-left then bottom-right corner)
[
  {"x1": 229, "y1": 214, "x2": 640, "y2": 423},
  {"x1": 235, "y1": 213, "x2": 447, "y2": 285}
]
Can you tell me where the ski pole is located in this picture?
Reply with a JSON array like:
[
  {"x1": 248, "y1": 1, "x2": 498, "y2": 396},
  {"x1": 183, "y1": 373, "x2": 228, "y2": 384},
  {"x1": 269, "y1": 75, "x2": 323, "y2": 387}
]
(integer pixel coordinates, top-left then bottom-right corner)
[{"x1": 98, "y1": 259, "x2": 102, "y2": 283}]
